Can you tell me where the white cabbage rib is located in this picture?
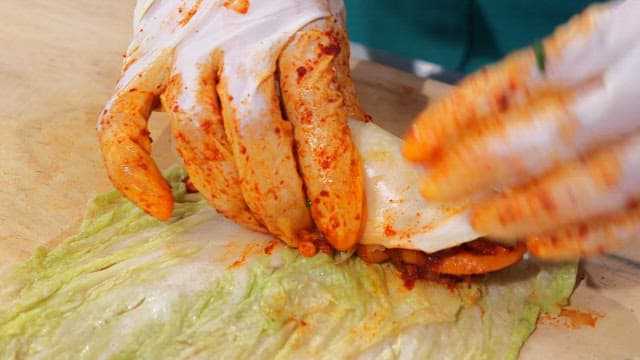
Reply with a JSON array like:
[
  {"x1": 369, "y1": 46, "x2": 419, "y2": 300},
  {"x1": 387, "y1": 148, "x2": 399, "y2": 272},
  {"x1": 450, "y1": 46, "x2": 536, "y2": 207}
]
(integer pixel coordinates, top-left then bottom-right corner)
[{"x1": 351, "y1": 119, "x2": 482, "y2": 252}]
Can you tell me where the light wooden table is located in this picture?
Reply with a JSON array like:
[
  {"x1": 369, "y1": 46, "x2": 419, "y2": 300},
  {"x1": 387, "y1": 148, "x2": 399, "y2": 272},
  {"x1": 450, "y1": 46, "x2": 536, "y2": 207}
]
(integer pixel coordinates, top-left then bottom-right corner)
[{"x1": 1, "y1": 1, "x2": 638, "y2": 358}]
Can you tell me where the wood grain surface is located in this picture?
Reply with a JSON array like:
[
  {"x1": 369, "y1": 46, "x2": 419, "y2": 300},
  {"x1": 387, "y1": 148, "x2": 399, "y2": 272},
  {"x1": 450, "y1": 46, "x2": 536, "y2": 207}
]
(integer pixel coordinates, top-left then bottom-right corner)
[{"x1": 0, "y1": 1, "x2": 638, "y2": 358}]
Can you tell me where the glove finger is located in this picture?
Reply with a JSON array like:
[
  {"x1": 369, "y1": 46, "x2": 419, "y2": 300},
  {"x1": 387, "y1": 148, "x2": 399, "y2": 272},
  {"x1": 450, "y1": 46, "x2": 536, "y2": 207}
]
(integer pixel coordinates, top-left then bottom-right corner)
[
  {"x1": 471, "y1": 131, "x2": 640, "y2": 239},
  {"x1": 419, "y1": 93, "x2": 571, "y2": 202},
  {"x1": 402, "y1": 49, "x2": 539, "y2": 162},
  {"x1": 279, "y1": 19, "x2": 365, "y2": 251},
  {"x1": 330, "y1": 16, "x2": 369, "y2": 122},
  {"x1": 161, "y1": 58, "x2": 266, "y2": 233},
  {"x1": 217, "y1": 67, "x2": 312, "y2": 247},
  {"x1": 402, "y1": 2, "x2": 621, "y2": 163},
  {"x1": 526, "y1": 205, "x2": 640, "y2": 260},
  {"x1": 97, "y1": 87, "x2": 173, "y2": 220},
  {"x1": 419, "y1": 40, "x2": 640, "y2": 203}
]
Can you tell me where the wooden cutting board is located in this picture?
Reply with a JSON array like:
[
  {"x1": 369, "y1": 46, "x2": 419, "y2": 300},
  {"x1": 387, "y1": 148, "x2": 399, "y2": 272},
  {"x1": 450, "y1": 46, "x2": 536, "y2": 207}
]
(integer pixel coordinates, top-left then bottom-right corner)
[{"x1": 1, "y1": 1, "x2": 638, "y2": 358}]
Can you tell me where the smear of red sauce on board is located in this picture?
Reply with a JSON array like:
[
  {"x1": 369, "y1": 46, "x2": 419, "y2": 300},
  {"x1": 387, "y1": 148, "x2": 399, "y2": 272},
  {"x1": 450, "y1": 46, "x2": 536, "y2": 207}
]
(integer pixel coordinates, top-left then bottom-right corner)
[{"x1": 538, "y1": 308, "x2": 603, "y2": 329}]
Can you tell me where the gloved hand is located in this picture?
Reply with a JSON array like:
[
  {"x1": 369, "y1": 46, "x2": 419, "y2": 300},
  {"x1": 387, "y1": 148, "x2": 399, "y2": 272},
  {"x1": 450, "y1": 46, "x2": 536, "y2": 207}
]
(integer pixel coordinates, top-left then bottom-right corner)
[
  {"x1": 97, "y1": 0, "x2": 367, "y2": 250},
  {"x1": 403, "y1": 1, "x2": 640, "y2": 260}
]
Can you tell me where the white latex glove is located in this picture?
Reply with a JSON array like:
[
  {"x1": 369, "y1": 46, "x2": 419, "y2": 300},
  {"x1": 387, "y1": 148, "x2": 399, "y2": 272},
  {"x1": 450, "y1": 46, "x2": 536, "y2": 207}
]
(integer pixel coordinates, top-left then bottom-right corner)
[
  {"x1": 404, "y1": 0, "x2": 640, "y2": 260},
  {"x1": 97, "y1": 0, "x2": 368, "y2": 250},
  {"x1": 97, "y1": 0, "x2": 524, "y2": 275}
]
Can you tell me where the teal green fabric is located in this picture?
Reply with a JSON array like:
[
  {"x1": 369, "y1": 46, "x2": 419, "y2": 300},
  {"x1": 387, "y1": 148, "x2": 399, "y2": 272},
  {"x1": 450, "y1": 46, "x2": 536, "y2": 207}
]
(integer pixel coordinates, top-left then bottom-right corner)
[{"x1": 345, "y1": 0, "x2": 603, "y2": 73}]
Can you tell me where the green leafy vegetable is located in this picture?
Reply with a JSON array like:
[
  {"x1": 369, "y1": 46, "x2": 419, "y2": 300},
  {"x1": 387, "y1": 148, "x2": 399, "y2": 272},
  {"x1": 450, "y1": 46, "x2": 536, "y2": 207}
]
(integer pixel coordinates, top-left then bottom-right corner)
[{"x1": 0, "y1": 167, "x2": 576, "y2": 359}]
